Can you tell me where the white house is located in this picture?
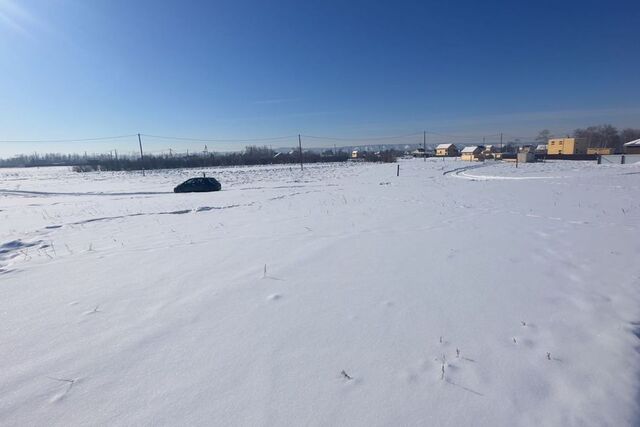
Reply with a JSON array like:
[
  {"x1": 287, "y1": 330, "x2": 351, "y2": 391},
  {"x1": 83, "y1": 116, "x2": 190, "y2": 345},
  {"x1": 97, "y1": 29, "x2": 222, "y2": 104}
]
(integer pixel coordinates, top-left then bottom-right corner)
[{"x1": 460, "y1": 146, "x2": 483, "y2": 161}]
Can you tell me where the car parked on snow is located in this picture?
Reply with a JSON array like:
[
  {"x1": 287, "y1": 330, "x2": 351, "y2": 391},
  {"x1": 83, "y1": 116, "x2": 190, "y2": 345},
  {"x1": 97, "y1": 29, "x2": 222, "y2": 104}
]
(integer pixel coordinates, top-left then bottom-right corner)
[{"x1": 174, "y1": 177, "x2": 222, "y2": 193}]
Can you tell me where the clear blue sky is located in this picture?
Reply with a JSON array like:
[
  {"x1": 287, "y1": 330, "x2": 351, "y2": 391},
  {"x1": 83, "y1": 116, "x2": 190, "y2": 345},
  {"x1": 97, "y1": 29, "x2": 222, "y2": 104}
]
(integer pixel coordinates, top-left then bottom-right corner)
[{"x1": 1, "y1": 0, "x2": 639, "y2": 156}]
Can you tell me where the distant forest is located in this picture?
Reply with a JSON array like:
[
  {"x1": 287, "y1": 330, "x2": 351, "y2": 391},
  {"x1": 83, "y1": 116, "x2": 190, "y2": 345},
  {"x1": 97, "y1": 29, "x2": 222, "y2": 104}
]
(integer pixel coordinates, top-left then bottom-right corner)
[{"x1": 0, "y1": 145, "x2": 399, "y2": 170}]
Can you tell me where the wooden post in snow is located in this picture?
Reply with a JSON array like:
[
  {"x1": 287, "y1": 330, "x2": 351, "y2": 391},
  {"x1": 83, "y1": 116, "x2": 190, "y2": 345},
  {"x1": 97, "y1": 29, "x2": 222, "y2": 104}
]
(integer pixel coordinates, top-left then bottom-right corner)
[
  {"x1": 298, "y1": 134, "x2": 303, "y2": 171},
  {"x1": 423, "y1": 130, "x2": 427, "y2": 162}
]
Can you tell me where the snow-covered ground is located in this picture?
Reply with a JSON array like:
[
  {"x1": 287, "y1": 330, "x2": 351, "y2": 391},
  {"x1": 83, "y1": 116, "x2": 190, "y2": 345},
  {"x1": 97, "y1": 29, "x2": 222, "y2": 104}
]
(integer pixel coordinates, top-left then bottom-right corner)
[{"x1": 1, "y1": 159, "x2": 639, "y2": 426}]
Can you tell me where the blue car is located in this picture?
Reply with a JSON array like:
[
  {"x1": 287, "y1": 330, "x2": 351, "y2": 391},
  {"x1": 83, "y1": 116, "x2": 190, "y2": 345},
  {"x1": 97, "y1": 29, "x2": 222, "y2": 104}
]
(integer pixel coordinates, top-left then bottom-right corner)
[{"x1": 174, "y1": 177, "x2": 222, "y2": 193}]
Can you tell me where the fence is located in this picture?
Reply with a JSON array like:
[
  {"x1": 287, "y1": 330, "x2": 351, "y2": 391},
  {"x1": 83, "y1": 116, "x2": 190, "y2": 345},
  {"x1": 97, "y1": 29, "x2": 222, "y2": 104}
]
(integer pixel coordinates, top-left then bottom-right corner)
[
  {"x1": 543, "y1": 154, "x2": 598, "y2": 161},
  {"x1": 598, "y1": 154, "x2": 640, "y2": 165}
]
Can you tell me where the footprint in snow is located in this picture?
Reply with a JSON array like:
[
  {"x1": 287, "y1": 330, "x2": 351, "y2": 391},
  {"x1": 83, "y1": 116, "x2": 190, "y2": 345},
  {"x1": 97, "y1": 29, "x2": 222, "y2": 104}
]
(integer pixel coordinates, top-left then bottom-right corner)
[
  {"x1": 445, "y1": 362, "x2": 460, "y2": 372},
  {"x1": 398, "y1": 370, "x2": 419, "y2": 384},
  {"x1": 267, "y1": 294, "x2": 282, "y2": 301},
  {"x1": 47, "y1": 376, "x2": 80, "y2": 403},
  {"x1": 82, "y1": 305, "x2": 102, "y2": 315}
]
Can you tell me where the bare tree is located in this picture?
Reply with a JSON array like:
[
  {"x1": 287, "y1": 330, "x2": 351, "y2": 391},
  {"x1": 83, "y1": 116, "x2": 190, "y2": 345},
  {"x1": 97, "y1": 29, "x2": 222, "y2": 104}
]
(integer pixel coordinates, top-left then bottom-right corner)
[
  {"x1": 574, "y1": 124, "x2": 620, "y2": 150},
  {"x1": 620, "y1": 128, "x2": 640, "y2": 144},
  {"x1": 535, "y1": 129, "x2": 551, "y2": 144}
]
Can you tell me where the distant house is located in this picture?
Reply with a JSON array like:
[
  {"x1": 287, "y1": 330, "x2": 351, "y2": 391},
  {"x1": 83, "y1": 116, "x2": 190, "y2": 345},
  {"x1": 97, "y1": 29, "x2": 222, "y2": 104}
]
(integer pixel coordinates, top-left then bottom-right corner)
[
  {"x1": 482, "y1": 145, "x2": 498, "y2": 159},
  {"x1": 436, "y1": 143, "x2": 458, "y2": 157},
  {"x1": 547, "y1": 137, "x2": 588, "y2": 155},
  {"x1": 623, "y1": 139, "x2": 640, "y2": 154},
  {"x1": 483, "y1": 145, "x2": 496, "y2": 154},
  {"x1": 351, "y1": 150, "x2": 359, "y2": 159},
  {"x1": 519, "y1": 145, "x2": 535, "y2": 153},
  {"x1": 535, "y1": 144, "x2": 547, "y2": 155},
  {"x1": 460, "y1": 146, "x2": 484, "y2": 161},
  {"x1": 411, "y1": 148, "x2": 426, "y2": 158}
]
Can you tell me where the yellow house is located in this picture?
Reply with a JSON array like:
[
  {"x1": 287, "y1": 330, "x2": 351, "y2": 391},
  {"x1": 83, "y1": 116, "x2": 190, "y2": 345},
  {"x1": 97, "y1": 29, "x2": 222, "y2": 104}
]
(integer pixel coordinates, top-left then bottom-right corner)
[
  {"x1": 436, "y1": 143, "x2": 458, "y2": 157},
  {"x1": 547, "y1": 138, "x2": 588, "y2": 155}
]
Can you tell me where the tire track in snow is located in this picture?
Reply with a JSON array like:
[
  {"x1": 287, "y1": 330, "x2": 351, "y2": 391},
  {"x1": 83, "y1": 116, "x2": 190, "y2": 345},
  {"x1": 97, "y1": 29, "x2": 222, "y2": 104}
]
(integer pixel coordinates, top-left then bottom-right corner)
[
  {"x1": 443, "y1": 162, "x2": 563, "y2": 181},
  {"x1": 0, "y1": 189, "x2": 173, "y2": 197},
  {"x1": 442, "y1": 163, "x2": 489, "y2": 177},
  {"x1": 0, "y1": 189, "x2": 320, "y2": 274}
]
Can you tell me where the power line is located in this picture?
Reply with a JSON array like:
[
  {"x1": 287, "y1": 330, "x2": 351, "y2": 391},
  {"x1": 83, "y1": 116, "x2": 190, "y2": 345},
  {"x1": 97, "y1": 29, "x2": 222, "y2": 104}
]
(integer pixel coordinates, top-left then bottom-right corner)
[
  {"x1": 302, "y1": 132, "x2": 422, "y2": 142},
  {"x1": 302, "y1": 131, "x2": 511, "y2": 142},
  {"x1": 0, "y1": 134, "x2": 137, "y2": 143},
  {"x1": 425, "y1": 131, "x2": 502, "y2": 139},
  {"x1": 140, "y1": 133, "x2": 297, "y2": 143},
  {"x1": 0, "y1": 130, "x2": 549, "y2": 148}
]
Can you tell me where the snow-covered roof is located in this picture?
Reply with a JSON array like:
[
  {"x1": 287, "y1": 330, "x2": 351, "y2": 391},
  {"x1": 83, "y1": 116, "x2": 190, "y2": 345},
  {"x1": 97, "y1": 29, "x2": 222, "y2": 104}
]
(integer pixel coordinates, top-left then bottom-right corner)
[
  {"x1": 624, "y1": 138, "x2": 640, "y2": 147},
  {"x1": 436, "y1": 143, "x2": 454, "y2": 149},
  {"x1": 536, "y1": 144, "x2": 547, "y2": 150},
  {"x1": 461, "y1": 146, "x2": 479, "y2": 153}
]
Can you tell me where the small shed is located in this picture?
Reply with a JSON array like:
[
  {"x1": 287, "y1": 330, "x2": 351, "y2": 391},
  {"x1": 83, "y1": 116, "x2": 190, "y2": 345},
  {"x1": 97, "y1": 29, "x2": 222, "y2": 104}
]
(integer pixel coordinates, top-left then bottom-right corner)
[
  {"x1": 436, "y1": 143, "x2": 458, "y2": 157},
  {"x1": 517, "y1": 151, "x2": 536, "y2": 163},
  {"x1": 461, "y1": 146, "x2": 483, "y2": 162},
  {"x1": 624, "y1": 139, "x2": 640, "y2": 154}
]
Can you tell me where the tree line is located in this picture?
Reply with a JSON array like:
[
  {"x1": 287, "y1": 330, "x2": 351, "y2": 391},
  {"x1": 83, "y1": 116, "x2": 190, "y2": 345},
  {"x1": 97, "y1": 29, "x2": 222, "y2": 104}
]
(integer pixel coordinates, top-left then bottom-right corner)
[{"x1": 0, "y1": 145, "x2": 398, "y2": 170}]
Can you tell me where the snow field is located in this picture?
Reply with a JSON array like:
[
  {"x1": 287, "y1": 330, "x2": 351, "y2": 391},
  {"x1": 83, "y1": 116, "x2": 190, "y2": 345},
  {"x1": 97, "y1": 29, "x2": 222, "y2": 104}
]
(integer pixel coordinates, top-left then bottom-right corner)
[{"x1": 0, "y1": 159, "x2": 639, "y2": 426}]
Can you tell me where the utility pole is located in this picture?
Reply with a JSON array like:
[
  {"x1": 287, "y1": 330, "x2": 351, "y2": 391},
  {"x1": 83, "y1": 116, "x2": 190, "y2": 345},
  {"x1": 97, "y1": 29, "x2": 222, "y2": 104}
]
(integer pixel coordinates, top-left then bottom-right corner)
[
  {"x1": 138, "y1": 133, "x2": 145, "y2": 176},
  {"x1": 423, "y1": 130, "x2": 427, "y2": 162},
  {"x1": 500, "y1": 133, "x2": 503, "y2": 152},
  {"x1": 298, "y1": 134, "x2": 303, "y2": 171},
  {"x1": 114, "y1": 149, "x2": 118, "y2": 161}
]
